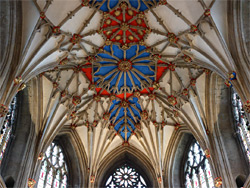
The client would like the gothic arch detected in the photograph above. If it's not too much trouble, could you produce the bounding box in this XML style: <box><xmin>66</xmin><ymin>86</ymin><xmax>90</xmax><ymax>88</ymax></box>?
<box><xmin>95</xmin><ymin>146</ymin><xmax>157</xmax><ymax>188</ymax></box>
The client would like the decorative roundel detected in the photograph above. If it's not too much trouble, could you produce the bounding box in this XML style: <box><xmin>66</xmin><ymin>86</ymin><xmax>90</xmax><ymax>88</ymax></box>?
<box><xmin>94</xmin><ymin>44</ymin><xmax>155</xmax><ymax>94</ymax></box>
<box><xmin>91</xmin><ymin>0</ymin><xmax>159</xmax><ymax>12</ymax></box>
<box><xmin>109</xmin><ymin>97</ymin><xmax>142</xmax><ymax>140</ymax></box>
<box><xmin>101</xmin><ymin>2</ymin><xmax>150</xmax><ymax>48</ymax></box>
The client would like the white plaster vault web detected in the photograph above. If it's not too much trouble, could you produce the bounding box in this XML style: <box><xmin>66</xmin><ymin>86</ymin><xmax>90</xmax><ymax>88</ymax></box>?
<box><xmin>17</xmin><ymin>0</ymin><xmax>233</xmax><ymax>184</ymax></box>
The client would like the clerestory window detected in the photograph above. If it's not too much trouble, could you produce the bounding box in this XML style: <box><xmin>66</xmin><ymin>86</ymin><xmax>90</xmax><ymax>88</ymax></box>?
<box><xmin>37</xmin><ymin>142</ymin><xmax>68</xmax><ymax>188</ymax></box>
<box><xmin>184</xmin><ymin>141</ymin><xmax>214</xmax><ymax>188</ymax></box>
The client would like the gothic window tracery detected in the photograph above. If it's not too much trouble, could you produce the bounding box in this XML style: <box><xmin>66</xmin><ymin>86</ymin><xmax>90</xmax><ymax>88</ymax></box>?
<box><xmin>105</xmin><ymin>164</ymin><xmax>147</xmax><ymax>188</ymax></box>
<box><xmin>232</xmin><ymin>90</ymin><xmax>250</xmax><ymax>162</ymax></box>
<box><xmin>37</xmin><ymin>142</ymin><xmax>68</xmax><ymax>188</ymax></box>
<box><xmin>0</xmin><ymin>96</ymin><xmax>17</xmax><ymax>164</ymax></box>
<box><xmin>184</xmin><ymin>141</ymin><xmax>214</xmax><ymax>188</ymax></box>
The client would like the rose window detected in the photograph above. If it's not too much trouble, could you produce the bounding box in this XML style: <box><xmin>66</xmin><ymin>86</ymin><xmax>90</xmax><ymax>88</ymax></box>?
<box><xmin>105</xmin><ymin>164</ymin><xmax>147</xmax><ymax>188</ymax></box>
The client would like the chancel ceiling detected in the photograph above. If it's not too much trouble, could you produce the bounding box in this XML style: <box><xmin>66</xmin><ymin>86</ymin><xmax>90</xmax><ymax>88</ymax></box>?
<box><xmin>15</xmin><ymin>0</ymin><xmax>237</xmax><ymax>185</ymax></box>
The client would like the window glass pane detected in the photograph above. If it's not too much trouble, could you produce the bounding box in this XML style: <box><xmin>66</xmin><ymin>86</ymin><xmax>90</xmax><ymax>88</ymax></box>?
<box><xmin>184</xmin><ymin>141</ymin><xmax>214</xmax><ymax>188</ymax></box>
<box><xmin>232</xmin><ymin>90</ymin><xmax>250</xmax><ymax>162</ymax></box>
<box><xmin>105</xmin><ymin>164</ymin><xmax>147</xmax><ymax>188</ymax></box>
<box><xmin>0</xmin><ymin>97</ymin><xmax>17</xmax><ymax>165</ymax></box>
<box><xmin>37</xmin><ymin>142</ymin><xmax>68</xmax><ymax>188</ymax></box>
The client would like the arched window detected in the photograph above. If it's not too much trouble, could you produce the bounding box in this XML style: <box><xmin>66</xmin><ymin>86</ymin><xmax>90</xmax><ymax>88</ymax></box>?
<box><xmin>0</xmin><ymin>96</ymin><xmax>17</xmax><ymax>165</ymax></box>
<box><xmin>37</xmin><ymin>142</ymin><xmax>68</xmax><ymax>188</ymax></box>
<box><xmin>232</xmin><ymin>90</ymin><xmax>250</xmax><ymax>162</ymax></box>
<box><xmin>184</xmin><ymin>141</ymin><xmax>214</xmax><ymax>188</ymax></box>
<box><xmin>105</xmin><ymin>164</ymin><xmax>147</xmax><ymax>188</ymax></box>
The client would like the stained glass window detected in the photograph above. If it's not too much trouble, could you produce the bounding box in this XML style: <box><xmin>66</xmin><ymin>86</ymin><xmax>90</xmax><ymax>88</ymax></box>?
<box><xmin>37</xmin><ymin>142</ymin><xmax>68</xmax><ymax>188</ymax></box>
<box><xmin>105</xmin><ymin>164</ymin><xmax>147</xmax><ymax>188</ymax></box>
<box><xmin>184</xmin><ymin>141</ymin><xmax>214</xmax><ymax>188</ymax></box>
<box><xmin>232</xmin><ymin>90</ymin><xmax>250</xmax><ymax>162</ymax></box>
<box><xmin>0</xmin><ymin>96</ymin><xmax>17</xmax><ymax>165</ymax></box>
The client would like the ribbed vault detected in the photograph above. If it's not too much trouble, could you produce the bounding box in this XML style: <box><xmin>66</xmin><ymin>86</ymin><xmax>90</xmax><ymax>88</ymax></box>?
<box><xmin>6</xmin><ymin>0</ymin><xmax>249</xmax><ymax>187</ymax></box>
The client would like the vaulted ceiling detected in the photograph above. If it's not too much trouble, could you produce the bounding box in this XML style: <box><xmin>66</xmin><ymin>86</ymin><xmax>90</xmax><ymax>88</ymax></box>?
<box><xmin>17</xmin><ymin>0</ymin><xmax>238</xmax><ymax>185</ymax></box>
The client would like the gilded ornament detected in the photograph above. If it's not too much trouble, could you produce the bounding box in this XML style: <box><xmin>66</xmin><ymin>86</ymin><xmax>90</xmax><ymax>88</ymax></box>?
<box><xmin>224</xmin><ymin>80</ymin><xmax>232</xmax><ymax>87</ymax></box>
<box><xmin>135</xmin><ymin>123</ymin><xmax>141</xmax><ymax>130</ymax></box>
<box><xmin>128</xmin><ymin>35</ymin><xmax>134</xmax><ymax>41</ymax></box>
<box><xmin>92</xmin><ymin>121</ymin><xmax>98</xmax><ymax>127</ymax></box>
<box><xmin>153</xmin><ymin>82</ymin><xmax>160</xmax><ymax>90</ymax></box>
<box><xmin>190</xmin><ymin>79</ymin><xmax>196</xmax><ymax>86</ymax></box>
<box><xmin>141</xmin><ymin>110</ymin><xmax>148</xmax><ymax>120</ymax></box>
<box><xmin>38</xmin><ymin>153</ymin><xmax>44</xmax><ymax>161</ymax></box>
<box><xmin>89</xmin><ymin>84</ymin><xmax>96</xmax><ymax>90</ymax></box>
<box><xmin>81</xmin><ymin>0</ymin><xmax>89</xmax><ymax>6</ymax></box>
<box><xmin>157</xmin><ymin>176</ymin><xmax>162</xmax><ymax>184</ymax></box>
<box><xmin>122</xmin><ymin>141</ymin><xmax>129</xmax><ymax>147</ymax></box>
<box><xmin>168</xmin><ymin>95</ymin><xmax>177</xmax><ymax>106</ymax></box>
<box><xmin>134</xmin><ymin>91</ymin><xmax>141</xmax><ymax>98</ymax></box>
<box><xmin>244</xmin><ymin>100</ymin><xmax>250</xmax><ymax>113</ymax></box>
<box><xmin>138</xmin><ymin>13</ymin><xmax>144</xmax><ymax>18</ymax></box>
<box><xmin>204</xmin><ymin>9</ymin><xmax>211</xmax><ymax>16</ymax></box>
<box><xmin>182</xmin><ymin>88</ymin><xmax>189</xmax><ymax>96</ymax></box>
<box><xmin>94</xmin><ymin>95</ymin><xmax>101</xmax><ymax>102</ymax></box>
<box><xmin>52</xmin><ymin>26</ymin><xmax>60</xmax><ymax>34</ymax></box>
<box><xmin>0</xmin><ymin>104</ymin><xmax>8</xmax><ymax>117</ymax></box>
<box><xmin>139</xmin><ymin>41</ymin><xmax>145</xmax><ymax>45</ymax></box>
<box><xmin>168</xmin><ymin>63</ymin><xmax>176</xmax><ymax>71</ymax></box>
<box><xmin>59</xmin><ymin>58</ymin><xmax>68</xmax><ymax>65</ymax></box>
<box><xmin>175</xmin><ymin>123</ymin><xmax>181</xmax><ymax>130</ymax></box>
<box><xmin>149</xmin><ymin>93</ymin><xmax>156</xmax><ymax>100</ymax></box>
<box><xmin>70</xmin><ymin>111</ymin><xmax>77</xmax><ymax>119</ymax></box>
<box><xmin>110</xmin><ymin>95</ymin><xmax>116</xmax><ymax>100</ymax></box>
<box><xmin>190</xmin><ymin>25</ymin><xmax>198</xmax><ymax>33</ymax></box>
<box><xmin>114</xmin><ymin>10</ymin><xmax>121</xmax><ymax>16</ymax></box>
<box><xmin>121</xmin><ymin>101</ymin><xmax>129</xmax><ymax>108</ymax></box>
<box><xmin>28</xmin><ymin>178</ymin><xmax>36</xmax><ymax>188</ymax></box>
<box><xmin>159</xmin><ymin>0</ymin><xmax>167</xmax><ymax>5</ymax></box>
<box><xmin>137</xmin><ymin>19</ymin><xmax>142</xmax><ymax>24</ymax></box>
<box><xmin>14</xmin><ymin>76</ymin><xmax>22</xmax><ymax>85</ymax></box>
<box><xmin>204</xmin><ymin>149</ymin><xmax>210</xmax><ymax>158</ymax></box>
<box><xmin>214</xmin><ymin>177</ymin><xmax>222</xmax><ymax>187</ymax></box>
<box><xmin>120</xmin><ymin>2</ymin><xmax>128</xmax><ymax>9</ymax></box>
<box><xmin>167</xmin><ymin>33</ymin><xmax>178</xmax><ymax>43</ymax></box>
<box><xmin>118</xmin><ymin>61</ymin><xmax>132</xmax><ymax>72</ymax></box>
<box><xmin>122</xmin><ymin>44</ymin><xmax>129</xmax><ymax>50</ymax></box>
<box><xmin>228</xmin><ymin>71</ymin><xmax>236</xmax><ymax>80</ymax></box>
<box><xmin>53</xmin><ymin>82</ymin><xmax>59</xmax><ymax>89</ymax></box>
<box><xmin>40</xmin><ymin>12</ymin><xmax>45</xmax><ymax>19</ymax></box>
<box><xmin>105</xmin><ymin>39</ymin><xmax>112</xmax><ymax>45</ymax></box>
<box><xmin>183</xmin><ymin>55</ymin><xmax>192</xmax><ymax>63</ymax></box>
<box><xmin>90</xmin><ymin>175</ymin><xmax>95</xmax><ymax>183</ymax></box>
<box><xmin>106</xmin><ymin>19</ymin><xmax>111</xmax><ymax>25</ymax></box>
<box><xmin>103</xmin><ymin>113</ymin><xmax>110</xmax><ymax>120</ymax></box>
<box><xmin>72</xmin><ymin>96</ymin><xmax>81</xmax><ymax>106</ymax></box>
<box><xmin>61</xmin><ymin>90</ymin><xmax>67</xmax><ymax>97</ymax></box>
<box><xmin>115</xmin><ymin>35</ymin><xmax>122</xmax><ymax>40</ymax></box>
<box><xmin>71</xmin><ymin>123</ymin><xmax>77</xmax><ymax>129</ymax></box>
<box><xmin>128</xmin><ymin>10</ymin><xmax>133</xmax><ymax>16</ymax></box>
<box><xmin>109</xmin><ymin>124</ymin><xmax>114</xmax><ymax>129</ymax></box>
<box><xmin>70</xmin><ymin>34</ymin><xmax>82</xmax><ymax>44</ymax></box>
<box><xmin>103</xmin><ymin>12</ymin><xmax>109</xmax><ymax>19</ymax></box>
<box><xmin>84</xmin><ymin>121</ymin><xmax>89</xmax><ymax>127</ymax></box>
<box><xmin>173</xmin><ymin>110</ymin><xmax>179</xmax><ymax>117</ymax></box>
<box><xmin>121</xmin><ymin>23</ymin><xmax>129</xmax><ymax>31</ymax></box>
<box><xmin>138</xmin><ymin>30</ymin><xmax>144</xmax><ymax>36</ymax></box>
<box><xmin>18</xmin><ymin>83</ymin><xmax>26</xmax><ymax>91</ymax></box>
<box><xmin>106</xmin><ymin>31</ymin><xmax>112</xmax><ymax>35</ymax></box>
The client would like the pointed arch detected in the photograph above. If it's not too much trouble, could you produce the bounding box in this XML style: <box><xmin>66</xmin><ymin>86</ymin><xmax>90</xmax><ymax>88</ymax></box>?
<box><xmin>95</xmin><ymin>146</ymin><xmax>157</xmax><ymax>187</ymax></box>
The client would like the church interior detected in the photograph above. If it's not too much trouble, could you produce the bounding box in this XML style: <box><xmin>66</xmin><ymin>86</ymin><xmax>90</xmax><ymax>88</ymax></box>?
<box><xmin>0</xmin><ymin>0</ymin><xmax>249</xmax><ymax>187</ymax></box>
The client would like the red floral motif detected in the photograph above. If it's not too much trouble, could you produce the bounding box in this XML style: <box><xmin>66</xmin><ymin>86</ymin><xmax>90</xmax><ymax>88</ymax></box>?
<box><xmin>101</xmin><ymin>5</ymin><xmax>149</xmax><ymax>47</ymax></box>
